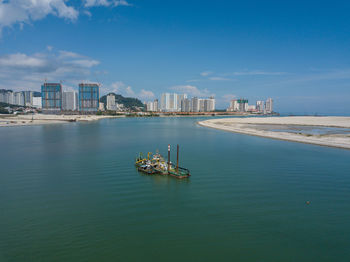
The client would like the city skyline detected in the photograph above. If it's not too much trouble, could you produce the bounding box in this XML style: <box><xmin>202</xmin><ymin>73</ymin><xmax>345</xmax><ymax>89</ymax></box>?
<box><xmin>0</xmin><ymin>1</ymin><xmax>350</xmax><ymax>114</ymax></box>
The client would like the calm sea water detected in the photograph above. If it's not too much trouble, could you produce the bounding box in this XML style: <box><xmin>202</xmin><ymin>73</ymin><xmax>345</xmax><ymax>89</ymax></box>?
<box><xmin>1</xmin><ymin>117</ymin><xmax>350</xmax><ymax>262</ymax></box>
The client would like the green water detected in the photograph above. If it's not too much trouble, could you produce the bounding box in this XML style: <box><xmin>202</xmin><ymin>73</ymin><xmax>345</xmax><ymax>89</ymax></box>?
<box><xmin>1</xmin><ymin>117</ymin><xmax>350</xmax><ymax>261</ymax></box>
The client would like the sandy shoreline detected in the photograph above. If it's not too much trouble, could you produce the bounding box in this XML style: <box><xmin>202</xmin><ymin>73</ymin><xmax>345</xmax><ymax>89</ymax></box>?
<box><xmin>0</xmin><ymin>114</ymin><xmax>124</xmax><ymax>127</ymax></box>
<box><xmin>198</xmin><ymin>116</ymin><xmax>350</xmax><ymax>150</ymax></box>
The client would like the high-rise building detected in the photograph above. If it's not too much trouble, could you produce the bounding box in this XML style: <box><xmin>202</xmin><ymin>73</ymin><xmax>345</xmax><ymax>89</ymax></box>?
<box><xmin>176</xmin><ymin>94</ymin><xmax>187</xmax><ymax>110</ymax></box>
<box><xmin>227</xmin><ymin>98</ymin><xmax>248</xmax><ymax>112</ymax></box>
<box><xmin>0</xmin><ymin>90</ymin><xmax>14</xmax><ymax>104</ymax></box>
<box><xmin>41</xmin><ymin>83</ymin><xmax>62</xmax><ymax>112</ymax></box>
<box><xmin>14</xmin><ymin>92</ymin><xmax>25</xmax><ymax>106</ymax></box>
<box><xmin>0</xmin><ymin>92</ymin><xmax>4</xmax><ymax>104</ymax></box>
<box><xmin>145</xmin><ymin>101</ymin><xmax>154</xmax><ymax>111</ymax></box>
<box><xmin>160</xmin><ymin>93</ymin><xmax>178</xmax><ymax>112</ymax></box>
<box><xmin>256</xmin><ymin>101</ymin><xmax>264</xmax><ymax>112</ymax></box>
<box><xmin>2</xmin><ymin>91</ymin><xmax>14</xmax><ymax>105</ymax></box>
<box><xmin>204</xmin><ymin>97</ymin><xmax>215</xmax><ymax>112</ymax></box>
<box><xmin>99</xmin><ymin>102</ymin><xmax>105</xmax><ymax>111</ymax></box>
<box><xmin>265</xmin><ymin>98</ymin><xmax>273</xmax><ymax>113</ymax></box>
<box><xmin>191</xmin><ymin>97</ymin><xmax>199</xmax><ymax>112</ymax></box>
<box><xmin>32</xmin><ymin>97</ymin><xmax>42</xmax><ymax>109</ymax></box>
<box><xmin>62</xmin><ymin>91</ymin><xmax>78</xmax><ymax>111</ymax></box>
<box><xmin>23</xmin><ymin>91</ymin><xmax>33</xmax><ymax>107</ymax></box>
<box><xmin>181</xmin><ymin>98</ymin><xmax>191</xmax><ymax>112</ymax></box>
<box><xmin>79</xmin><ymin>83</ymin><xmax>99</xmax><ymax>113</ymax></box>
<box><xmin>238</xmin><ymin>99</ymin><xmax>248</xmax><ymax>112</ymax></box>
<box><xmin>198</xmin><ymin>99</ymin><xmax>205</xmax><ymax>112</ymax></box>
<box><xmin>106</xmin><ymin>94</ymin><xmax>116</xmax><ymax>110</ymax></box>
<box><xmin>153</xmin><ymin>99</ymin><xmax>159</xmax><ymax>112</ymax></box>
<box><xmin>145</xmin><ymin>99</ymin><xmax>159</xmax><ymax>112</ymax></box>
<box><xmin>227</xmin><ymin>99</ymin><xmax>238</xmax><ymax>112</ymax></box>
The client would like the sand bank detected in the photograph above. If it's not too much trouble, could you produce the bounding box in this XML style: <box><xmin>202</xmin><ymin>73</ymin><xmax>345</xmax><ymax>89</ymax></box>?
<box><xmin>0</xmin><ymin>114</ymin><xmax>123</xmax><ymax>127</ymax></box>
<box><xmin>198</xmin><ymin>116</ymin><xmax>350</xmax><ymax>149</ymax></box>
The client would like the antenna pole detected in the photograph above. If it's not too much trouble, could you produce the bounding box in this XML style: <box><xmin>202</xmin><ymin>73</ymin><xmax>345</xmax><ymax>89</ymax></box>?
<box><xmin>176</xmin><ymin>144</ymin><xmax>179</xmax><ymax>172</ymax></box>
<box><xmin>168</xmin><ymin>144</ymin><xmax>171</xmax><ymax>172</ymax></box>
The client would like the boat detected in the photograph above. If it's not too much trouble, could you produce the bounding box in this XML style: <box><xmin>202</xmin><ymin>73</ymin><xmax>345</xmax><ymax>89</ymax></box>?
<box><xmin>168</xmin><ymin>165</ymin><xmax>190</xmax><ymax>179</ymax></box>
<box><xmin>137</xmin><ymin>164</ymin><xmax>158</xmax><ymax>175</ymax></box>
<box><xmin>135</xmin><ymin>145</ymin><xmax>190</xmax><ymax>179</ymax></box>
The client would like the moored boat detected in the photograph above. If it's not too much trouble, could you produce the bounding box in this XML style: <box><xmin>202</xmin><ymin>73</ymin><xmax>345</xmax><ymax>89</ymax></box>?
<box><xmin>135</xmin><ymin>145</ymin><xmax>190</xmax><ymax>179</ymax></box>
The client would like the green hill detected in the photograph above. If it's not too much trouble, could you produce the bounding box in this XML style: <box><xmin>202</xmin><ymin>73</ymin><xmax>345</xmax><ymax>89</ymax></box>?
<box><xmin>100</xmin><ymin>93</ymin><xmax>144</xmax><ymax>110</ymax></box>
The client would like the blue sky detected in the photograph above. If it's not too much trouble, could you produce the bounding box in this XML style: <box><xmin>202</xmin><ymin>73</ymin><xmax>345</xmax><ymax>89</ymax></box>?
<box><xmin>0</xmin><ymin>0</ymin><xmax>349</xmax><ymax>114</ymax></box>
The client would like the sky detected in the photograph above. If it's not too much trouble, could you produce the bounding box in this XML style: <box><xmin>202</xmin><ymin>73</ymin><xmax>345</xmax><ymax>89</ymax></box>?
<box><xmin>0</xmin><ymin>0</ymin><xmax>350</xmax><ymax>114</ymax></box>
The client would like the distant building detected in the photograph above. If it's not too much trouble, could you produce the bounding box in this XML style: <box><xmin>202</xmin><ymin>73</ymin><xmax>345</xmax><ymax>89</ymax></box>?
<box><xmin>238</xmin><ymin>99</ymin><xmax>248</xmax><ymax>112</ymax></box>
<box><xmin>265</xmin><ymin>98</ymin><xmax>273</xmax><ymax>113</ymax></box>
<box><xmin>191</xmin><ymin>97</ymin><xmax>199</xmax><ymax>112</ymax></box>
<box><xmin>106</xmin><ymin>94</ymin><xmax>116</xmax><ymax>110</ymax></box>
<box><xmin>32</xmin><ymin>97</ymin><xmax>42</xmax><ymax>109</ymax></box>
<box><xmin>204</xmin><ymin>97</ymin><xmax>215</xmax><ymax>112</ymax></box>
<box><xmin>79</xmin><ymin>83</ymin><xmax>99</xmax><ymax>113</ymax></box>
<box><xmin>181</xmin><ymin>98</ymin><xmax>191</xmax><ymax>112</ymax></box>
<box><xmin>99</xmin><ymin>102</ymin><xmax>105</xmax><ymax>111</ymax></box>
<box><xmin>227</xmin><ymin>98</ymin><xmax>248</xmax><ymax>112</ymax></box>
<box><xmin>145</xmin><ymin>99</ymin><xmax>159</xmax><ymax>112</ymax></box>
<box><xmin>62</xmin><ymin>91</ymin><xmax>78</xmax><ymax>111</ymax></box>
<box><xmin>227</xmin><ymin>99</ymin><xmax>238</xmax><ymax>112</ymax></box>
<box><xmin>160</xmin><ymin>93</ymin><xmax>178</xmax><ymax>112</ymax></box>
<box><xmin>176</xmin><ymin>94</ymin><xmax>187</xmax><ymax>111</ymax></box>
<box><xmin>41</xmin><ymin>83</ymin><xmax>62</xmax><ymax>113</ymax></box>
<box><xmin>247</xmin><ymin>105</ymin><xmax>256</xmax><ymax>112</ymax></box>
<box><xmin>256</xmin><ymin>100</ymin><xmax>264</xmax><ymax>112</ymax></box>
<box><xmin>23</xmin><ymin>91</ymin><xmax>33</xmax><ymax>107</ymax></box>
<box><xmin>14</xmin><ymin>92</ymin><xmax>25</xmax><ymax>106</ymax></box>
<box><xmin>8</xmin><ymin>91</ymin><xmax>14</xmax><ymax>105</ymax></box>
<box><xmin>153</xmin><ymin>99</ymin><xmax>159</xmax><ymax>112</ymax></box>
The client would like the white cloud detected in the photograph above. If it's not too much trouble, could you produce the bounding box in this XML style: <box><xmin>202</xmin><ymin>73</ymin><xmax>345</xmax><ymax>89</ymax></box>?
<box><xmin>227</xmin><ymin>71</ymin><xmax>286</xmax><ymax>76</ymax></box>
<box><xmin>221</xmin><ymin>94</ymin><xmax>236</xmax><ymax>102</ymax></box>
<box><xmin>0</xmin><ymin>0</ymin><xmax>78</xmax><ymax>34</ymax></box>
<box><xmin>139</xmin><ymin>89</ymin><xmax>155</xmax><ymax>100</ymax></box>
<box><xmin>125</xmin><ymin>86</ymin><xmax>135</xmax><ymax>96</ymax></box>
<box><xmin>0</xmin><ymin>0</ymin><xmax>132</xmax><ymax>35</ymax></box>
<box><xmin>200</xmin><ymin>71</ymin><xmax>213</xmax><ymax>77</ymax></box>
<box><xmin>0</xmin><ymin>53</ymin><xmax>48</xmax><ymax>69</ymax></box>
<box><xmin>0</xmin><ymin>48</ymin><xmax>100</xmax><ymax>91</ymax></box>
<box><xmin>110</xmin><ymin>81</ymin><xmax>125</xmax><ymax>93</ymax></box>
<box><xmin>106</xmin><ymin>82</ymin><xmax>154</xmax><ymax>99</ymax></box>
<box><xmin>208</xmin><ymin>76</ymin><xmax>232</xmax><ymax>81</ymax></box>
<box><xmin>171</xmin><ymin>85</ymin><xmax>214</xmax><ymax>97</ymax></box>
<box><xmin>108</xmin><ymin>81</ymin><xmax>134</xmax><ymax>96</ymax></box>
<box><xmin>84</xmin><ymin>0</ymin><xmax>131</xmax><ymax>7</ymax></box>
<box><xmin>69</xmin><ymin>59</ymin><xmax>100</xmax><ymax>68</ymax></box>
<box><xmin>59</xmin><ymin>50</ymin><xmax>83</xmax><ymax>59</ymax></box>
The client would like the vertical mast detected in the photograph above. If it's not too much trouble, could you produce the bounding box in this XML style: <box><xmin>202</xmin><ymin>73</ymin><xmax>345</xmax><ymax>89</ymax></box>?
<box><xmin>176</xmin><ymin>144</ymin><xmax>179</xmax><ymax>172</ymax></box>
<box><xmin>168</xmin><ymin>144</ymin><xmax>171</xmax><ymax>172</ymax></box>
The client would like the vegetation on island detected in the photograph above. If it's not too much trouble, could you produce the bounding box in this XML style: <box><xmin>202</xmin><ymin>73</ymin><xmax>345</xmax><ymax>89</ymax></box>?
<box><xmin>99</xmin><ymin>93</ymin><xmax>144</xmax><ymax>111</ymax></box>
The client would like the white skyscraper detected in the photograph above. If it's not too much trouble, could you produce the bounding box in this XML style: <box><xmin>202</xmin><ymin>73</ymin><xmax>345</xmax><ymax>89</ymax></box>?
<box><xmin>160</xmin><ymin>93</ymin><xmax>178</xmax><ymax>112</ymax></box>
<box><xmin>191</xmin><ymin>97</ymin><xmax>199</xmax><ymax>112</ymax></box>
<box><xmin>204</xmin><ymin>97</ymin><xmax>215</xmax><ymax>112</ymax></box>
<box><xmin>265</xmin><ymin>98</ymin><xmax>273</xmax><ymax>113</ymax></box>
<box><xmin>181</xmin><ymin>98</ymin><xmax>191</xmax><ymax>112</ymax></box>
<box><xmin>23</xmin><ymin>91</ymin><xmax>33</xmax><ymax>107</ymax></box>
<box><xmin>32</xmin><ymin>97</ymin><xmax>42</xmax><ymax>108</ymax></box>
<box><xmin>62</xmin><ymin>91</ymin><xmax>78</xmax><ymax>111</ymax></box>
<box><xmin>14</xmin><ymin>92</ymin><xmax>25</xmax><ymax>106</ymax></box>
<box><xmin>176</xmin><ymin>94</ymin><xmax>187</xmax><ymax>111</ymax></box>
<box><xmin>256</xmin><ymin>101</ymin><xmax>264</xmax><ymax>112</ymax></box>
<box><xmin>106</xmin><ymin>94</ymin><xmax>116</xmax><ymax>110</ymax></box>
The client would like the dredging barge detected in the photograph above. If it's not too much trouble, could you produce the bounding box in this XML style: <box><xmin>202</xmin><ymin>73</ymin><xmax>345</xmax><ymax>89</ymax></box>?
<box><xmin>135</xmin><ymin>145</ymin><xmax>190</xmax><ymax>179</ymax></box>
